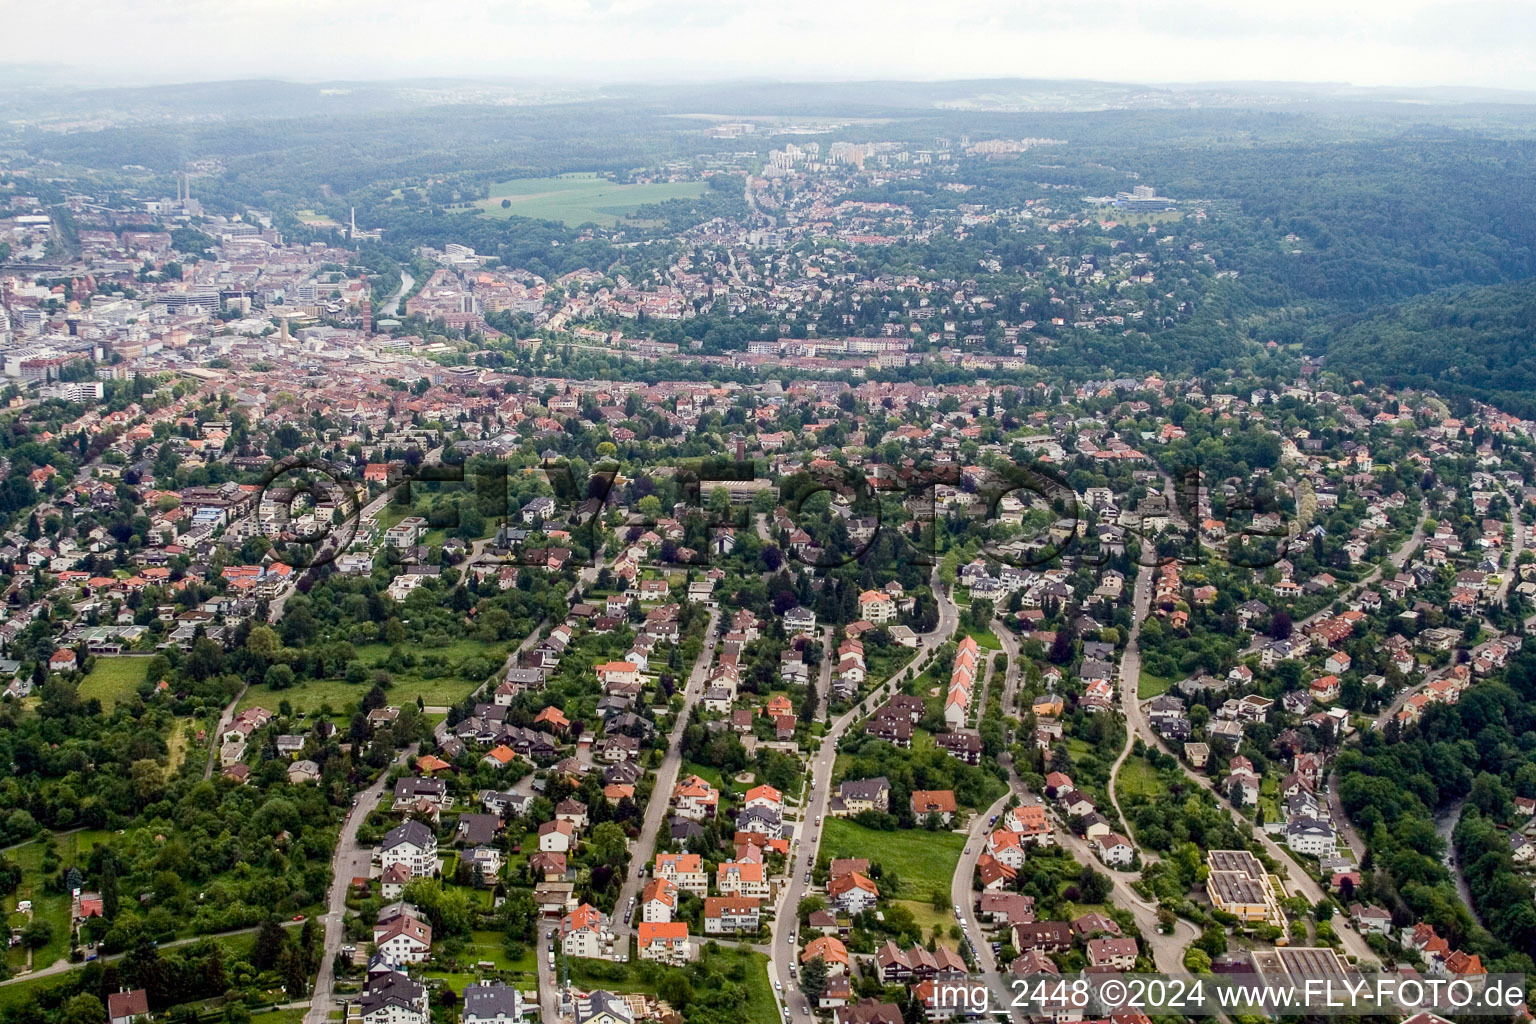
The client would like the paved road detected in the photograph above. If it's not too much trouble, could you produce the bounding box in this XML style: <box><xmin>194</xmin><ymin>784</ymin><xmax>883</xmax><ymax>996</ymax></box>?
<box><xmin>1111</xmin><ymin>523</ymin><xmax>1435</xmax><ymax>967</ymax></box>
<box><xmin>1145</xmin><ymin>516</ymin><xmax>1429</xmax><ymax>714</ymax></box>
<box><xmin>1324</xmin><ymin>771</ymin><xmax>1367</xmax><ymax>862</ymax></box>
<box><xmin>1126</xmin><ymin>712</ymin><xmax>1380</xmax><ymax>966</ymax></box>
<box><xmin>928</xmin><ymin>568</ymin><xmax>960</xmax><ymax>644</ymax></box>
<box><xmin>306</xmin><ymin>742</ymin><xmax>419</xmax><ymax>1024</ymax></box>
<box><xmin>1046</xmin><ymin>809</ymin><xmax>1198</xmax><ymax>973</ymax></box>
<box><xmin>767</xmin><ymin>583</ymin><xmax>959</xmax><ymax>1017</ymax></box>
<box><xmin>951</xmin><ymin>790</ymin><xmax>1016</xmax><ymax>1004</ymax></box>
<box><xmin>1491</xmin><ymin>489</ymin><xmax>1526</xmax><ymax>604</ymax></box>
<box><xmin>1108</xmin><ymin>562</ymin><xmax>1155</xmax><ymax>834</ymax></box>
<box><xmin>987</xmin><ymin>609</ymin><xmax>1199</xmax><ymax>976</ymax></box>
<box><xmin>203</xmin><ymin>683</ymin><xmax>251</xmax><ymax>780</ymax></box>
<box><xmin>1242</xmin><ymin>517</ymin><xmax>1426</xmax><ymax>659</ymax></box>
<box><xmin>1370</xmin><ymin>629</ymin><xmax>1506</xmax><ymax>731</ymax></box>
<box><xmin>609</xmin><ymin>607</ymin><xmax>721</xmax><ymax>940</ymax></box>
<box><xmin>991</xmin><ymin>622</ymin><xmax>1023</xmax><ymax>720</ymax></box>
<box><xmin>0</xmin><ymin>919</ymin><xmax>302</xmax><ymax>988</ymax></box>
<box><xmin>815</xmin><ymin>625</ymin><xmax>834</xmax><ymax>721</ymax></box>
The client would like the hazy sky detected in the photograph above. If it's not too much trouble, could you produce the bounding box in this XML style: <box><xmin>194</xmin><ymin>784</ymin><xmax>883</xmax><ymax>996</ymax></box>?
<box><xmin>19</xmin><ymin>0</ymin><xmax>1536</xmax><ymax>90</ymax></box>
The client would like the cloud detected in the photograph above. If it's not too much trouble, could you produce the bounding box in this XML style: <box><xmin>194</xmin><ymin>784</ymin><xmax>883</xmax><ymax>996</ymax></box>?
<box><xmin>17</xmin><ymin>0</ymin><xmax>1536</xmax><ymax>89</ymax></box>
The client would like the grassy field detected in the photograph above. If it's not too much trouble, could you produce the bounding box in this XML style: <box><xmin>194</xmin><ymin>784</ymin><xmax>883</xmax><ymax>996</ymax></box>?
<box><xmin>568</xmin><ymin>948</ymin><xmax>775</xmax><ymax>1024</ymax></box>
<box><xmin>4</xmin><ymin>830</ymin><xmax>113</xmax><ymax>974</ymax></box>
<box><xmin>475</xmin><ymin>174</ymin><xmax>708</xmax><ymax>227</ymax></box>
<box><xmin>1137</xmin><ymin>667</ymin><xmax>1173</xmax><ymax>699</ymax></box>
<box><xmin>820</xmin><ymin>819</ymin><xmax>965</xmax><ymax>903</ymax></box>
<box><xmin>165</xmin><ymin>719</ymin><xmax>189</xmax><ymax>774</ymax></box>
<box><xmin>0</xmin><ymin>969</ymin><xmax>69</xmax><ymax>1010</ymax></box>
<box><xmin>78</xmin><ymin>656</ymin><xmax>149</xmax><ymax>711</ymax></box>
<box><xmin>423</xmin><ymin>929</ymin><xmax>539</xmax><ymax>995</ymax></box>
<box><xmin>237</xmin><ymin>637</ymin><xmax>510</xmax><ymax>714</ymax></box>
<box><xmin>1115</xmin><ymin>756</ymin><xmax>1167</xmax><ymax>801</ymax></box>
<box><xmin>896</xmin><ymin>899</ymin><xmax>957</xmax><ymax>938</ymax></box>
<box><xmin>965</xmin><ymin>629</ymin><xmax>1002</xmax><ymax>651</ymax></box>
<box><xmin>252</xmin><ymin>1010</ymin><xmax>307</xmax><ymax>1024</ymax></box>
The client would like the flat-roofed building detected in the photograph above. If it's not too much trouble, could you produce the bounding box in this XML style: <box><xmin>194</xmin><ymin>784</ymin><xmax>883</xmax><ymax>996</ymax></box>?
<box><xmin>1205</xmin><ymin>850</ymin><xmax>1284</xmax><ymax>927</ymax></box>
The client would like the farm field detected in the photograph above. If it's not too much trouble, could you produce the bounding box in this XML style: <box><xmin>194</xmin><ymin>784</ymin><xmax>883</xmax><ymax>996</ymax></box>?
<box><xmin>78</xmin><ymin>656</ymin><xmax>149</xmax><ymax>710</ymax></box>
<box><xmin>820</xmin><ymin>818</ymin><xmax>965</xmax><ymax>902</ymax></box>
<box><xmin>475</xmin><ymin>174</ymin><xmax>708</xmax><ymax>227</ymax></box>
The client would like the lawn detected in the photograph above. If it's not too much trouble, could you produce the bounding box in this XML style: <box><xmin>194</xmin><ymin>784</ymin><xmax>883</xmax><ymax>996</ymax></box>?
<box><xmin>1115</xmin><ymin>756</ymin><xmax>1166</xmax><ymax>802</ymax></box>
<box><xmin>423</xmin><ymin>930</ymin><xmax>538</xmax><ymax>995</ymax></box>
<box><xmin>680</xmin><ymin>762</ymin><xmax>727</xmax><ymax>795</ymax></box>
<box><xmin>165</xmin><ymin>719</ymin><xmax>189</xmax><ymax>775</ymax></box>
<box><xmin>0</xmin><ymin>969</ymin><xmax>68</xmax><ymax>1010</ymax></box>
<box><xmin>475</xmin><ymin>174</ymin><xmax>709</xmax><ymax>227</ymax></box>
<box><xmin>1137</xmin><ymin>667</ymin><xmax>1174</xmax><ymax>699</ymax></box>
<box><xmin>252</xmin><ymin>1010</ymin><xmax>307</xmax><ymax>1024</ymax></box>
<box><xmin>238</xmin><ymin>675</ymin><xmax>475</xmax><ymax>716</ymax></box>
<box><xmin>964</xmin><ymin>629</ymin><xmax>1002</xmax><ymax>651</ymax></box>
<box><xmin>820</xmin><ymin>819</ymin><xmax>965</xmax><ymax>903</ymax></box>
<box><xmin>896</xmin><ymin>899</ymin><xmax>957</xmax><ymax>938</ymax></box>
<box><xmin>569</xmin><ymin>948</ymin><xmax>775</xmax><ymax>1024</ymax></box>
<box><xmin>4</xmin><ymin>829</ymin><xmax>113</xmax><ymax>974</ymax></box>
<box><xmin>237</xmin><ymin>637</ymin><xmax>511</xmax><ymax>714</ymax></box>
<box><xmin>78</xmin><ymin>656</ymin><xmax>149</xmax><ymax>711</ymax></box>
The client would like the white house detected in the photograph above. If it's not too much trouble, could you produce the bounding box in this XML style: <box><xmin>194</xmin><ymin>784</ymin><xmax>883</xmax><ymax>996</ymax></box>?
<box><xmin>379</xmin><ymin>821</ymin><xmax>438</xmax><ymax>879</ymax></box>
<box><xmin>374</xmin><ymin>913</ymin><xmax>433</xmax><ymax>963</ymax></box>
<box><xmin>562</xmin><ymin>903</ymin><xmax>607</xmax><ymax>958</ymax></box>
<box><xmin>461</xmin><ymin>982</ymin><xmax>524</xmax><ymax>1024</ymax></box>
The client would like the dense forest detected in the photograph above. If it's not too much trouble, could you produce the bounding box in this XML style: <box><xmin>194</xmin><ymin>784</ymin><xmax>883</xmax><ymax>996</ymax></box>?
<box><xmin>1334</xmin><ymin>650</ymin><xmax>1536</xmax><ymax>972</ymax></box>
<box><xmin>1316</xmin><ymin>279</ymin><xmax>1536</xmax><ymax>417</ymax></box>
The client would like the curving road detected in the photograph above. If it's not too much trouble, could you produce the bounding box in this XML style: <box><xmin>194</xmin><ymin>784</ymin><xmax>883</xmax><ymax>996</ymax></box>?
<box><xmin>1108</xmin><ymin>562</ymin><xmax>1155</xmax><ymax>835</ymax></box>
<box><xmin>306</xmin><ymin>742</ymin><xmax>419</xmax><ymax>1024</ymax></box>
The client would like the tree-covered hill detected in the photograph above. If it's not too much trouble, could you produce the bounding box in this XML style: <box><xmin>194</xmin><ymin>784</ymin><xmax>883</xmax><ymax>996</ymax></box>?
<box><xmin>1317</xmin><ymin>278</ymin><xmax>1536</xmax><ymax>415</ymax></box>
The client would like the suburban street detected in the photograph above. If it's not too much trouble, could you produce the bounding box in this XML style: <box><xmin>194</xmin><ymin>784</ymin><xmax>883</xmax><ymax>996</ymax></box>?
<box><xmin>950</xmin><ymin>789</ymin><xmax>1017</xmax><ymax>1011</ymax></box>
<box><xmin>766</xmin><ymin>580</ymin><xmax>959</xmax><ymax>1017</ymax></box>
<box><xmin>1107</xmin><ymin>561</ymin><xmax>1155</xmax><ymax>833</ymax></box>
<box><xmin>609</xmin><ymin>606</ymin><xmax>722</xmax><ymax>939</ymax></box>
<box><xmin>306</xmin><ymin>743</ymin><xmax>420</xmax><ymax>1024</ymax></box>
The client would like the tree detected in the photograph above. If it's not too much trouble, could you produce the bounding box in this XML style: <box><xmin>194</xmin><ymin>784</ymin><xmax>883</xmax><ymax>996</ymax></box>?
<box><xmin>59</xmin><ymin>994</ymin><xmax>107</xmax><ymax>1024</ymax></box>
<box><xmin>1077</xmin><ymin>866</ymin><xmax>1112</xmax><ymax>903</ymax></box>
<box><xmin>253</xmin><ymin>915</ymin><xmax>289</xmax><ymax>970</ymax></box>
<box><xmin>800</xmin><ymin>954</ymin><xmax>829</xmax><ymax>1003</ymax></box>
<box><xmin>245</xmin><ymin>625</ymin><xmax>283</xmax><ymax>659</ymax></box>
<box><xmin>100</xmin><ymin>855</ymin><xmax>120</xmax><ymax>920</ymax></box>
<box><xmin>122</xmin><ymin>934</ymin><xmax>169</xmax><ymax>1001</ymax></box>
<box><xmin>131</xmin><ymin>760</ymin><xmax>165</xmax><ymax>805</ymax></box>
<box><xmin>20</xmin><ymin>919</ymin><xmax>53</xmax><ymax>949</ymax></box>
<box><xmin>658</xmin><ymin>971</ymin><xmax>693</xmax><ymax>1008</ymax></box>
<box><xmin>281</xmin><ymin>944</ymin><xmax>309</xmax><ymax>998</ymax></box>
<box><xmin>589</xmin><ymin>822</ymin><xmax>628</xmax><ymax>866</ymax></box>
<box><xmin>1194</xmin><ymin>925</ymin><xmax>1227</xmax><ymax>957</ymax></box>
